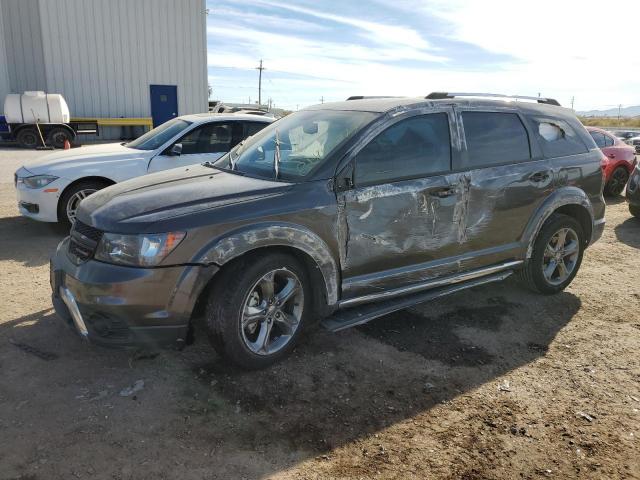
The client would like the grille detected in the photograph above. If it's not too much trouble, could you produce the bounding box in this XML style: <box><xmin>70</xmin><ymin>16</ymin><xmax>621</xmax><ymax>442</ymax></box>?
<box><xmin>69</xmin><ymin>239</ymin><xmax>93</xmax><ymax>262</ymax></box>
<box><xmin>73</xmin><ymin>221</ymin><xmax>103</xmax><ymax>242</ymax></box>
<box><xmin>68</xmin><ymin>221</ymin><xmax>103</xmax><ymax>263</ymax></box>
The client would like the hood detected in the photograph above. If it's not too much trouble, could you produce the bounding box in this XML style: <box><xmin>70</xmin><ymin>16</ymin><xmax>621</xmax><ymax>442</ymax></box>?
<box><xmin>23</xmin><ymin>143</ymin><xmax>149</xmax><ymax>174</ymax></box>
<box><xmin>77</xmin><ymin>165</ymin><xmax>292</xmax><ymax>233</ymax></box>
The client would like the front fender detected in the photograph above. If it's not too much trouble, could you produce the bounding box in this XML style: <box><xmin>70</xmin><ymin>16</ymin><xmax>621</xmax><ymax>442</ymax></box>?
<box><xmin>197</xmin><ymin>222</ymin><xmax>340</xmax><ymax>306</ymax></box>
<box><xmin>522</xmin><ymin>186</ymin><xmax>595</xmax><ymax>258</ymax></box>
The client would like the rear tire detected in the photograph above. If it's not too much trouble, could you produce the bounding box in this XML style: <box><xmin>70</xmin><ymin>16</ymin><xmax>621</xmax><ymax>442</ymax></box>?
<box><xmin>57</xmin><ymin>180</ymin><xmax>109</xmax><ymax>227</ymax></box>
<box><xmin>630</xmin><ymin>205</ymin><xmax>640</xmax><ymax>218</ymax></box>
<box><xmin>518</xmin><ymin>214</ymin><xmax>585</xmax><ymax>294</ymax></box>
<box><xmin>47</xmin><ymin>127</ymin><xmax>74</xmax><ymax>149</ymax></box>
<box><xmin>205</xmin><ymin>253</ymin><xmax>313</xmax><ymax>370</ymax></box>
<box><xmin>604</xmin><ymin>166</ymin><xmax>629</xmax><ymax>196</ymax></box>
<box><xmin>16</xmin><ymin>128</ymin><xmax>39</xmax><ymax>149</ymax></box>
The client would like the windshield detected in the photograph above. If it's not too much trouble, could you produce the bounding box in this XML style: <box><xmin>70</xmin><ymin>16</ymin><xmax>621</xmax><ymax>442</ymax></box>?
<box><xmin>214</xmin><ymin>110</ymin><xmax>376</xmax><ymax>181</ymax></box>
<box><xmin>126</xmin><ymin>119</ymin><xmax>192</xmax><ymax>150</ymax></box>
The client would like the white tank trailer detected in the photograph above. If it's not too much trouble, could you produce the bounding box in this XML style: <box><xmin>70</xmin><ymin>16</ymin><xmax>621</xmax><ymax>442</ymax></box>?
<box><xmin>1</xmin><ymin>92</ymin><xmax>97</xmax><ymax>148</ymax></box>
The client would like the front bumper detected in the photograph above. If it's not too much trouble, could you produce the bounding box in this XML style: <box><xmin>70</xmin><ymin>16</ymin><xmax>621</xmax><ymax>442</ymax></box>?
<box><xmin>15</xmin><ymin>173</ymin><xmax>67</xmax><ymax>222</ymax></box>
<box><xmin>50</xmin><ymin>237</ymin><xmax>219</xmax><ymax>347</ymax></box>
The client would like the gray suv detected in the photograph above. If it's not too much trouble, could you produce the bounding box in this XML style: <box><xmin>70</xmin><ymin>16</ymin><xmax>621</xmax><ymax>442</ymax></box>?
<box><xmin>50</xmin><ymin>93</ymin><xmax>605</xmax><ymax>369</ymax></box>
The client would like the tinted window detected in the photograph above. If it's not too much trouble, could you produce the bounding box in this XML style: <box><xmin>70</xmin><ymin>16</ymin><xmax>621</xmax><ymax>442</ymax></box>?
<box><xmin>603</xmin><ymin>134</ymin><xmax>614</xmax><ymax>147</ymax></box>
<box><xmin>461</xmin><ymin>112</ymin><xmax>530</xmax><ymax>168</ymax></box>
<box><xmin>528</xmin><ymin>117</ymin><xmax>588</xmax><ymax>158</ymax></box>
<box><xmin>245</xmin><ymin>122</ymin><xmax>269</xmax><ymax>137</ymax></box>
<box><xmin>179</xmin><ymin>122</ymin><xmax>235</xmax><ymax>154</ymax></box>
<box><xmin>126</xmin><ymin>119</ymin><xmax>191</xmax><ymax>151</ymax></box>
<box><xmin>355</xmin><ymin>114</ymin><xmax>451</xmax><ymax>185</ymax></box>
<box><xmin>589</xmin><ymin>131</ymin><xmax>607</xmax><ymax>148</ymax></box>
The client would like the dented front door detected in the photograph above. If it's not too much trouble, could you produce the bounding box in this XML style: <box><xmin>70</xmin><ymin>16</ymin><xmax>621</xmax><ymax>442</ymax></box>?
<box><xmin>337</xmin><ymin>110</ymin><xmax>470</xmax><ymax>299</ymax></box>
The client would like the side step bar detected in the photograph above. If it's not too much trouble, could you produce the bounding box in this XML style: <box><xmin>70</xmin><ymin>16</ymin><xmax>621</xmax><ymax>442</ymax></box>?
<box><xmin>322</xmin><ymin>270</ymin><xmax>514</xmax><ymax>332</ymax></box>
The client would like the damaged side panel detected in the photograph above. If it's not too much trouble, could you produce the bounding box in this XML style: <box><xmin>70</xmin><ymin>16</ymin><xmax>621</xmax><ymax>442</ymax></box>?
<box><xmin>339</xmin><ymin>158</ymin><xmax>556</xmax><ymax>299</ymax></box>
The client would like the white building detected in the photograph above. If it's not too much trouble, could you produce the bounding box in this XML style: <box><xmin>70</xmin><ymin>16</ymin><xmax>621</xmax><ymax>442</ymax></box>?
<box><xmin>0</xmin><ymin>0</ymin><xmax>208</xmax><ymax>137</ymax></box>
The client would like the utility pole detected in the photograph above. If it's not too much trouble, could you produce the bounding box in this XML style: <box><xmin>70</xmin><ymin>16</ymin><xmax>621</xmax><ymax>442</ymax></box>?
<box><xmin>320</xmin><ymin>96</ymin><xmax>324</xmax><ymax>104</ymax></box>
<box><xmin>618</xmin><ymin>104</ymin><xmax>622</xmax><ymax>122</ymax></box>
<box><xmin>256</xmin><ymin>59</ymin><xmax>265</xmax><ymax>107</ymax></box>
<box><xmin>570</xmin><ymin>96</ymin><xmax>575</xmax><ymax>110</ymax></box>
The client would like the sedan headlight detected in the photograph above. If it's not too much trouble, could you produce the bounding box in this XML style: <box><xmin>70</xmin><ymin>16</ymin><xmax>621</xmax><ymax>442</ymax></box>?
<box><xmin>95</xmin><ymin>232</ymin><xmax>185</xmax><ymax>267</ymax></box>
<box><xmin>20</xmin><ymin>175</ymin><xmax>59</xmax><ymax>189</ymax></box>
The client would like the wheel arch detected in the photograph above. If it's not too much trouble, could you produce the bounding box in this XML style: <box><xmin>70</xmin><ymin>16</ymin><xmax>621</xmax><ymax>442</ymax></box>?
<box><xmin>196</xmin><ymin>223</ymin><xmax>340</xmax><ymax>308</ymax></box>
<box><xmin>523</xmin><ymin>187</ymin><xmax>595</xmax><ymax>257</ymax></box>
<box><xmin>57</xmin><ymin>176</ymin><xmax>116</xmax><ymax>218</ymax></box>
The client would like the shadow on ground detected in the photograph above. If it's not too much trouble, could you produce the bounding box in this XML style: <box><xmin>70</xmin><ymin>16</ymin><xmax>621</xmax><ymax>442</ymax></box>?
<box><xmin>614</xmin><ymin>216</ymin><xmax>640</xmax><ymax>249</ymax></box>
<box><xmin>605</xmin><ymin>195</ymin><xmax>626</xmax><ymax>206</ymax></box>
<box><xmin>0</xmin><ymin>216</ymin><xmax>67</xmax><ymax>267</ymax></box>
<box><xmin>0</xmin><ymin>275</ymin><xmax>581</xmax><ymax>478</ymax></box>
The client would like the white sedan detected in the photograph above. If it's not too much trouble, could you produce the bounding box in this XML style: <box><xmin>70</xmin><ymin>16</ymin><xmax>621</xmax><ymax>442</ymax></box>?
<box><xmin>14</xmin><ymin>113</ymin><xmax>273</xmax><ymax>225</ymax></box>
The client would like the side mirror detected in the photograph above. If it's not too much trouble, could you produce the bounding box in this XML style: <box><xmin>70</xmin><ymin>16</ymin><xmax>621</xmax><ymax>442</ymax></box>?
<box><xmin>170</xmin><ymin>143</ymin><xmax>182</xmax><ymax>156</ymax></box>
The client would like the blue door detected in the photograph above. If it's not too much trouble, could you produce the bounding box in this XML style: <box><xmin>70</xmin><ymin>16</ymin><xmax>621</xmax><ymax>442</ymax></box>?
<box><xmin>150</xmin><ymin>85</ymin><xmax>178</xmax><ymax>127</ymax></box>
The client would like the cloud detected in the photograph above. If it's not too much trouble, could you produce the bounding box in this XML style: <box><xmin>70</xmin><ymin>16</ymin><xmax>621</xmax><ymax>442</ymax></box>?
<box><xmin>207</xmin><ymin>0</ymin><xmax>640</xmax><ymax>110</ymax></box>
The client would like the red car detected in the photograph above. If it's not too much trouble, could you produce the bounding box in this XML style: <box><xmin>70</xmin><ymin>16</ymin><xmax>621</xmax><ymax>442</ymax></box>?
<box><xmin>587</xmin><ymin>126</ymin><xmax>637</xmax><ymax>195</ymax></box>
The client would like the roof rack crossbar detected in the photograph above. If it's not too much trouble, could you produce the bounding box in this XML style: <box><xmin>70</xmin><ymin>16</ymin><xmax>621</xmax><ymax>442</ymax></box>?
<box><xmin>346</xmin><ymin>95</ymin><xmax>403</xmax><ymax>101</ymax></box>
<box><xmin>425</xmin><ymin>92</ymin><xmax>561</xmax><ymax>106</ymax></box>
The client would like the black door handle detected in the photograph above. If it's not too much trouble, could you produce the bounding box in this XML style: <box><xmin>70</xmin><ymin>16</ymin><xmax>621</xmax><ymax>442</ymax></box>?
<box><xmin>529</xmin><ymin>171</ymin><xmax>550</xmax><ymax>182</ymax></box>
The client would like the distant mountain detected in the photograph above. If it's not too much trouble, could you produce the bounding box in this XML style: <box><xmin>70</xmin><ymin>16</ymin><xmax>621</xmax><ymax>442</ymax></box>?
<box><xmin>578</xmin><ymin>105</ymin><xmax>640</xmax><ymax>117</ymax></box>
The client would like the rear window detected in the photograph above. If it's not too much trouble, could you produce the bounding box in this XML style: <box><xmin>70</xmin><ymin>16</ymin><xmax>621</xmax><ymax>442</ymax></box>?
<box><xmin>461</xmin><ymin>112</ymin><xmax>530</xmax><ymax>168</ymax></box>
<box><xmin>528</xmin><ymin>117</ymin><xmax>589</xmax><ymax>158</ymax></box>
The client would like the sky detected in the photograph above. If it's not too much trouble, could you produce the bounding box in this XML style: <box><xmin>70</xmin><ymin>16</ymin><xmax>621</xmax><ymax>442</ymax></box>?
<box><xmin>206</xmin><ymin>0</ymin><xmax>640</xmax><ymax>112</ymax></box>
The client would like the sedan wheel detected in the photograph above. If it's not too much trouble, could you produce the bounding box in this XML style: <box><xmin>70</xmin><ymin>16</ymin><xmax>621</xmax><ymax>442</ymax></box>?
<box><xmin>605</xmin><ymin>167</ymin><xmax>629</xmax><ymax>196</ymax></box>
<box><xmin>66</xmin><ymin>188</ymin><xmax>97</xmax><ymax>224</ymax></box>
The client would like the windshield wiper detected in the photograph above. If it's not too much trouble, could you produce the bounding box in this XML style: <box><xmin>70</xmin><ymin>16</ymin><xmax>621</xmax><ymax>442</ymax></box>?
<box><xmin>274</xmin><ymin>129</ymin><xmax>281</xmax><ymax>179</ymax></box>
<box><xmin>202</xmin><ymin>161</ymin><xmax>217</xmax><ymax>169</ymax></box>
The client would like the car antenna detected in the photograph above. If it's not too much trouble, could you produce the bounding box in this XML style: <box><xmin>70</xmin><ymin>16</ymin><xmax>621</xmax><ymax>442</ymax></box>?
<box><xmin>274</xmin><ymin>129</ymin><xmax>281</xmax><ymax>179</ymax></box>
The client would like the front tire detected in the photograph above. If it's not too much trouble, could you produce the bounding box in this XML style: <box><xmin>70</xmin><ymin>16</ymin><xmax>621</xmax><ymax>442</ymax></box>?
<box><xmin>604</xmin><ymin>166</ymin><xmax>629</xmax><ymax>196</ymax></box>
<box><xmin>57</xmin><ymin>180</ymin><xmax>108</xmax><ymax>227</ymax></box>
<box><xmin>518</xmin><ymin>214</ymin><xmax>585</xmax><ymax>294</ymax></box>
<box><xmin>205</xmin><ymin>253</ymin><xmax>313</xmax><ymax>369</ymax></box>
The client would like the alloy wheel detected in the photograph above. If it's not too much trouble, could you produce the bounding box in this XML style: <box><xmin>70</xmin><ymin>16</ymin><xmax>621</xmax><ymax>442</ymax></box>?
<box><xmin>240</xmin><ymin>268</ymin><xmax>304</xmax><ymax>355</ymax></box>
<box><xmin>609</xmin><ymin>169</ymin><xmax>628</xmax><ymax>195</ymax></box>
<box><xmin>542</xmin><ymin>227</ymin><xmax>580</xmax><ymax>286</ymax></box>
<box><xmin>66</xmin><ymin>189</ymin><xmax>97</xmax><ymax>224</ymax></box>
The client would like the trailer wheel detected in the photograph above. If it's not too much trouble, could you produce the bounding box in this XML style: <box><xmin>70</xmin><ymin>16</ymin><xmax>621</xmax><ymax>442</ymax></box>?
<box><xmin>47</xmin><ymin>127</ymin><xmax>73</xmax><ymax>149</ymax></box>
<box><xmin>16</xmin><ymin>128</ymin><xmax>39</xmax><ymax>149</ymax></box>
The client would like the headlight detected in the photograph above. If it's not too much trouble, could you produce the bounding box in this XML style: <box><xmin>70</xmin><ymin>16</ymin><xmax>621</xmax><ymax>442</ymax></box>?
<box><xmin>95</xmin><ymin>232</ymin><xmax>185</xmax><ymax>267</ymax></box>
<box><xmin>20</xmin><ymin>175</ymin><xmax>59</xmax><ymax>189</ymax></box>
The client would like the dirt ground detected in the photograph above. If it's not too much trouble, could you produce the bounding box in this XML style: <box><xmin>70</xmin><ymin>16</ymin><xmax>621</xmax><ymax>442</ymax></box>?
<box><xmin>0</xmin><ymin>147</ymin><xmax>638</xmax><ymax>480</ymax></box>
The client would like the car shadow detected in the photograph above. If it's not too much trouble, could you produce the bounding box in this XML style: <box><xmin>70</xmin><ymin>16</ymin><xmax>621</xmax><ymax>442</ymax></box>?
<box><xmin>604</xmin><ymin>195</ymin><xmax>626</xmax><ymax>206</ymax></box>
<box><xmin>614</xmin><ymin>216</ymin><xmax>640</xmax><ymax>249</ymax></box>
<box><xmin>1</xmin><ymin>279</ymin><xmax>581</xmax><ymax>478</ymax></box>
<box><xmin>0</xmin><ymin>215</ymin><xmax>68</xmax><ymax>267</ymax></box>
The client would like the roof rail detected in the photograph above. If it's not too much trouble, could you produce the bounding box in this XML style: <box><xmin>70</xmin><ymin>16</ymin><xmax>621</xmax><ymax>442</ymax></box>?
<box><xmin>425</xmin><ymin>92</ymin><xmax>561</xmax><ymax>107</ymax></box>
<box><xmin>346</xmin><ymin>95</ymin><xmax>402</xmax><ymax>101</ymax></box>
